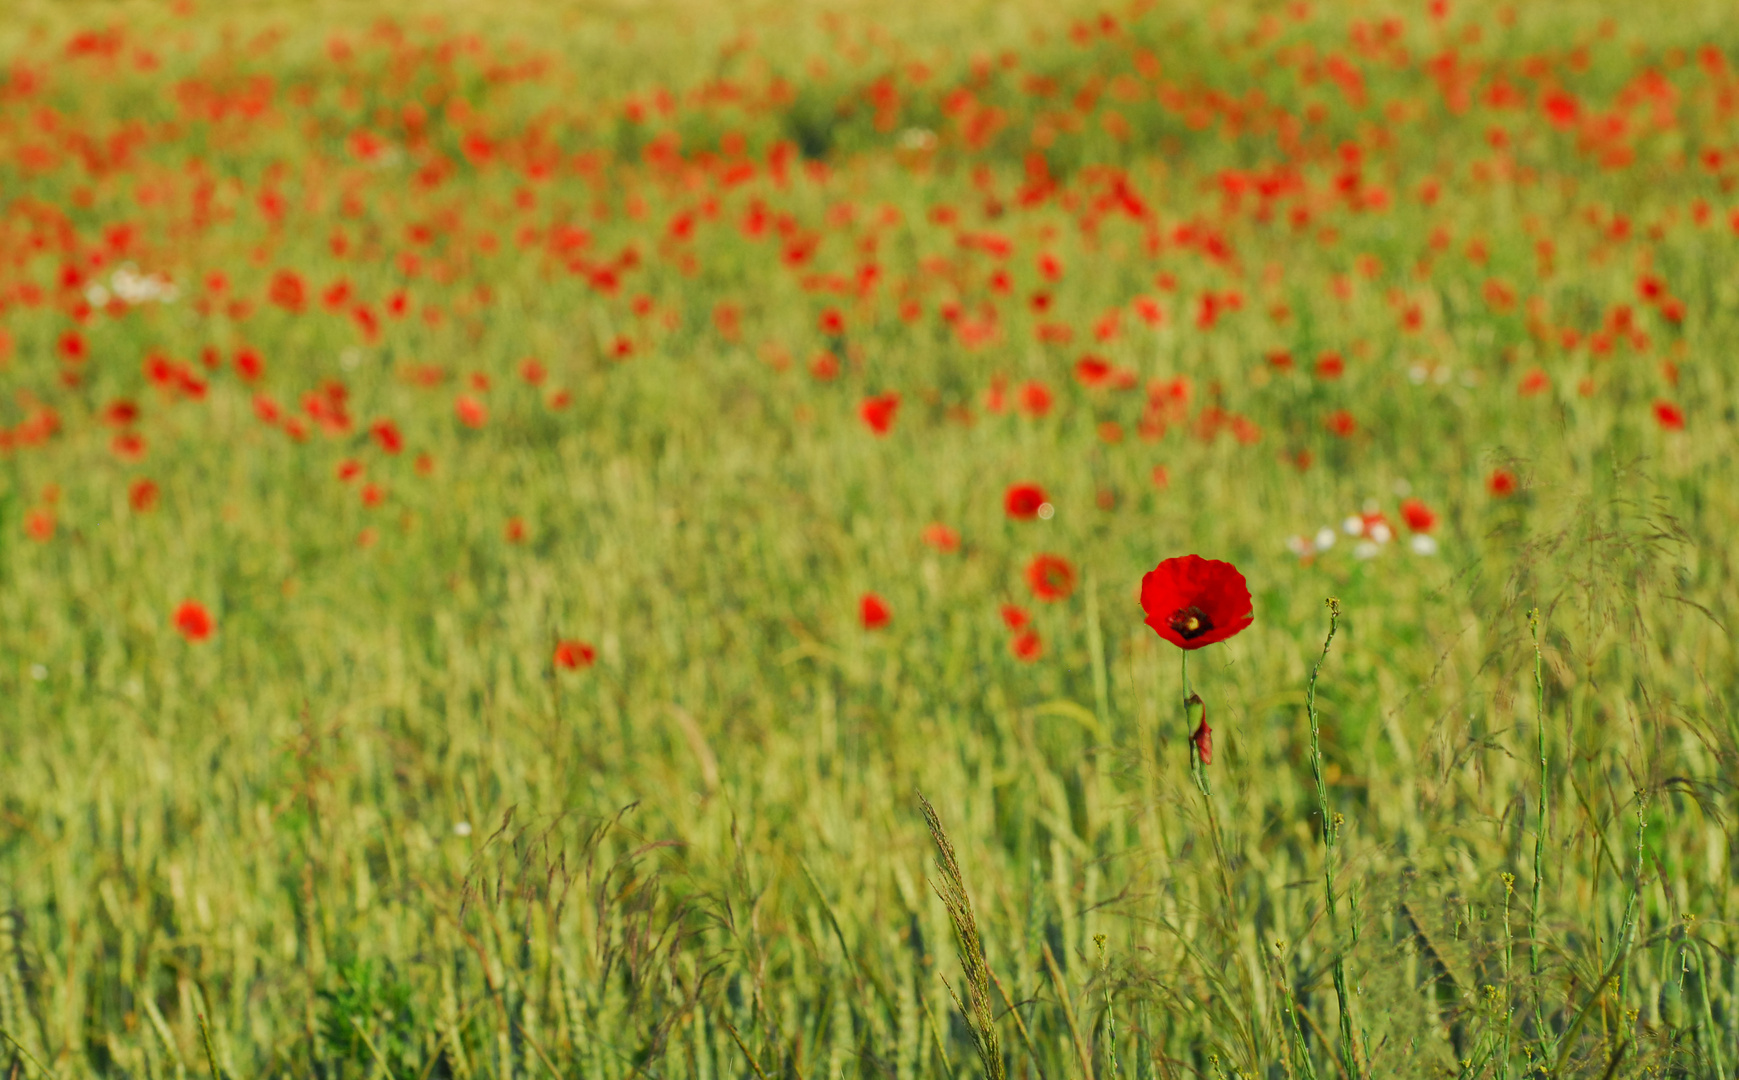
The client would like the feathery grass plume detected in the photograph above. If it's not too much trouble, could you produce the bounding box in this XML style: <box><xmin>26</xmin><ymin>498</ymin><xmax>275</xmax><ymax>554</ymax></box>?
<box><xmin>1305</xmin><ymin>597</ymin><xmax>1361</xmax><ymax>1080</ymax></box>
<box><xmin>918</xmin><ymin>793</ymin><xmax>1006</xmax><ymax>1080</ymax></box>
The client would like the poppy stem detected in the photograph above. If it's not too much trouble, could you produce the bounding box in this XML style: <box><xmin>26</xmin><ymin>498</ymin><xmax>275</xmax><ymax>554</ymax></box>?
<box><xmin>1180</xmin><ymin>652</ymin><xmax>1235</xmax><ymax>906</ymax></box>
<box><xmin>1180</xmin><ymin>649</ymin><xmax>1192</xmax><ymax>768</ymax></box>
<box><xmin>1178</xmin><ymin>643</ymin><xmax>1248</xmax><ymax>1068</ymax></box>
<box><xmin>1306</xmin><ymin>598</ymin><xmax>1361</xmax><ymax>1080</ymax></box>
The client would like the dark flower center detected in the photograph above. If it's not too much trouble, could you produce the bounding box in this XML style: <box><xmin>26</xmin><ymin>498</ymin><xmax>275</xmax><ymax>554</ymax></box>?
<box><xmin>1167</xmin><ymin>605</ymin><xmax>1214</xmax><ymax>640</ymax></box>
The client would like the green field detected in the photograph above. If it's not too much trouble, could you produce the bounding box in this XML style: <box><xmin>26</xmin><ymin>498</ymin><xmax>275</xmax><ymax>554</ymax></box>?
<box><xmin>1</xmin><ymin>0</ymin><xmax>1737</xmax><ymax>1077</ymax></box>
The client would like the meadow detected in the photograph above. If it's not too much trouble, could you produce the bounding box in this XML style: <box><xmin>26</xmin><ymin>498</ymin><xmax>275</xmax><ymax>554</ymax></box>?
<box><xmin>1</xmin><ymin>0</ymin><xmax>1736</xmax><ymax>1076</ymax></box>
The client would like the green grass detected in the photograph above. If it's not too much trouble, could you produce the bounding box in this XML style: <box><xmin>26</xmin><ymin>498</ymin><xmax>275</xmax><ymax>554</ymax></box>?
<box><xmin>1</xmin><ymin>0</ymin><xmax>1736</xmax><ymax>1077</ymax></box>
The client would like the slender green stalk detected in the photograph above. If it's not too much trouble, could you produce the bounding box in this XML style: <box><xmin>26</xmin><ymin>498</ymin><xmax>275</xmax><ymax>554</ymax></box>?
<box><xmin>1614</xmin><ymin>797</ymin><xmax>1647</xmax><ymax>1009</ymax></box>
<box><xmin>1178</xmin><ymin>652</ymin><xmax>1229</xmax><ymax>898</ymax></box>
<box><xmin>1272</xmin><ymin>940</ymin><xmax>1321</xmax><ymax>1080</ymax></box>
<box><xmin>1178</xmin><ymin>650</ymin><xmax>1260</xmax><ymax>1075</ymax></box>
<box><xmin>1554</xmin><ymin>796</ymin><xmax>1648</xmax><ymax>1077</ymax></box>
<box><xmin>1689</xmin><ymin>939</ymin><xmax>1727</xmax><ymax>1079</ymax></box>
<box><xmin>1528</xmin><ymin>609</ymin><xmax>1551</xmax><ymax>1065</ymax></box>
<box><xmin>1305</xmin><ymin>598</ymin><xmax>1360</xmax><ymax>1080</ymax></box>
<box><xmin>1097</xmin><ymin>934</ymin><xmax>1120</xmax><ymax>1080</ymax></box>
<box><xmin>1181</xmin><ymin>649</ymin><xmax>1195</xmax><ymax>776</ymax></box>
<box><xmin>199</xmin><ymin>1014</ymin><xmax>228</xmax><ymax>1080</ymax></box>
<box><xmin>0</xmin><ymin>1027</ymin><xmax>59</xmax><ymax>1080</ymax></box>
<box><xmin>1500</xmin><ymin>875</ymin><xmax>1515</xmax><ymax>1080</ymax></box>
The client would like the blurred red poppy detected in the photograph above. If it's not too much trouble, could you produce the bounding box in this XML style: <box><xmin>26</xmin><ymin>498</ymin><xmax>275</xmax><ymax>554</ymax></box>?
<box><xmin>129</xmin><ymin>479</ymin><xmax>159</xmax><ymax>512</ymax></box>
<box><xmin>1488</xmin><ymin>468</ymin><xmax>1518</xmax><ymax>497</ymax></box>
<box><xmin>1010</xmin><ymin>630</ymin><xmax>1042</xmax><ymax>661</ymax></box>
<box><xmin>370</xmin><ymin>420</ymin><xmax>403</xmax><ymax>455</ymax></box>
<box><xmin>1026</xmin><ymin>554</ymin><xmax>1076</xmax><ymax>602</ymax></box>
<box><xmin>234</xmin><ymin>348</ymin><xmax>265</xmax><ymax>382</ymax></box>
<box><xmin>1653</xmin><ymin>401</ymin><xmax>1685</xmax><ymax>431</ymax></box>
<box><xmin>860</xmin><ymin>593</ymin><xmax>891</xmax><ymax>629</ymax></box>
<box><xmin>1004</xmin><ymin>483</ymin><xmax>1046</xmax><ymax>519</ymax></box>
<box><xmin>553</xmin><ymin>640</ymin><xmax>596</xmax><ymax>669</ymax></box>
<box><xmin>24</xmin><ymin>508</ymin><xmax>54</xmax><ymax>543</ymax></box>
<box><xmin>921</xmin><ymin>523</ymin><xmax>960</xmax><ymax>553</ymax></box>
<box><xmin>103</xmin><ymin>400</ymin><xmax>139</xmax><ymax>426</ymax></box>
<box><xmin>1400</xmin><ymin>498</ymin><xmax>1437</xmax><ymax>533</ymax></box>
<box><xmin>174</xmin><ymin>600</ymin><xmax>214</xmax><ymax>643</ymax></box>
<box><xmin>268</xmin><ymin>270</ymin><xmax>306</xmax><ymax>312</ymax></box>
<box><xmin>1000</xmin><ymin>604</ymin><xmax>1030</xmax><ymax>630</ymax></box>
<box><xmin>455</xmin><ymin>395</ymin><xmax>487</xmax><ymax>428</ymax></box>
<box><xmin>859</xmin><ymin>393</ymin><xmax>900</xmax><ymax>435</ymax></box>
<box><xmin>1140</xmin><ymin>555</ymin><xmax>1252</xmax><ymax>650</ymax></box>
<box><xmin>1017</xmin><ymin>381</ymin><xmax>1053</xmax><ymax>418</ymax></box>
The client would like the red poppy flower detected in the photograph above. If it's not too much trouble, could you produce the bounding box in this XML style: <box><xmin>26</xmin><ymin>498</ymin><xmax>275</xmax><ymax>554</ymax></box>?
<box><xmin>455</xmin><ymin>395</ymin><xmax>487</xmax><ymax>428</ymax></box>
<box><xmin>1399</xmin><ymin>498</ymin><xmax>1437</xmax><ymax>533</ymax></box>
<box><xmin>1074</xmin><ymin>355</ymin><xmax>1113</xmax><ymax>387</ymax></box>
<box><xmin>1018</xmin><ymin>381</ymin><xmax>1053</xmax><ymax>418</ymax></box>
<box><xmin>1026</xmin><ymin>554</ymin><xmax>1076</xmax><ymax>602</ymax></box>
<box><xmin>553</xmin><ymin>640</ymin><xmax>596</xmax><ymax>670</ymax></box>
<box><xmin>1010</xmin><ymin>630</ymin><xmax>1043</xmax><ymax>662</ymax></box>
<box><xmin>23</xmin><ymin>508</ymin><xmax>54</xmax><ymax>543</ymax></box>
<box><xmin>234</xmin><ymin>347</ymin><xmax>265</xmax><ymax>382</ymax></box>
<box><xmin>103</xmin><ymin>400</ymin><xmax>140</xmax><ymax>426</ymax></box>
<box><xmin>1004</xmin><ymin>483</ymin><xmax>1047</xmax><ymax>520</ymax></box>
<box><xmin>860</xmin><ymin>593</ymin><xmax>891</xmax><ymax>630</ymax></box>
<box><xmin>1324</xmin><ymin>409</ymin><xmax>1357</xmax><ymax>438</ymax></box>
<box><xmin>268</xmin><ymin>270</ymin><xmax>306</xmax><ymax>312</ymax></box>
<box><xmin>1653</xmin><ymin>400</ymin><xmax>1685</xmax><ymax>431</ymax></box>
<box><xmin>505</xmin><ymin>517</ymin><xmax>526</xmax><ymax>543</ymax></box>
<box><xmin>1000</xmin><ymin>604</ymin><xmax>1030</xmax><ymax>630</ymax></box>
<box><xmin>921</xmin><ymin>523</ymin><xmax>960</xmax><ymax>553</ymax></box>
<box><xmin>111</xmin><ymin>433</ymin><xmax>146</xmax><ymax>461</ymax></box>
<box><xmin>174</xmin><ymin>600</ymin><xmax>214</xmax><ymax>643</ymax></box>
<box><xmin>809</xmin><ymin>352</ymin><xmax>841</xmax><ymax>381</ymax></box>
<box><xmin>859</xmin><ymin>392</ymin><xmax>900</xmax><ymax>435</ymax></box>
<box><xmin>1487</xmin><ymin>468</ymin><xmax>1518</xmax><ymax>497</ymax></box>
<box><xmin>1140</xmin><ymin>555</ymin><xmax>1253</xmax><ymax>650</ymax></box>
<box><xmin>370</xmin><ymin>420</ymin><xmax>403</xmax><ymax>454</ymax></box>
<box><xmin>129</xmin><ymin>479</ymin><xmax>159</xmax><ymax>512</ymax></box>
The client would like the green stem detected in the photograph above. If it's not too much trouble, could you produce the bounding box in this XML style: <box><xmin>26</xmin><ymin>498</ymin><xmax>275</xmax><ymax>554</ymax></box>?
<box><xmin>1501</xmin><ymin>877</ymin><xmax>1515</xmax><ymax>1080</ymax></box>
<box><xmin>1306</xmin><ymin>599</ymin><xmax>1360</xmax><ymax>1080</ymax></box>
<box><xmin>1181</xmin><ymin>648</ymin><xmax>1194</xmax><ymax>773</ymax></box>
<box><xmin>1179</xmin><ymin>648</ymin><xmax>1254</xmax><ymax>1073</ymax></box>
<box><xmin>1528</xmin><ymin>609</ymin><xmax>1552</xmax><ymax>1065</ymax></box>
<box><xmin>1097</xmin><ymin>935</ymin><xmax>1120</xmax><ymax>1080</ymax></box>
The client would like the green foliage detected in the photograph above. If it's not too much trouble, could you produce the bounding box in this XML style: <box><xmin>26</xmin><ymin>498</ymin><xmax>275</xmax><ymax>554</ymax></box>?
<box><xmin>0</xmin><ymin>0</ymin><xmax>1737</xmax><ymax>1078</ymax></box>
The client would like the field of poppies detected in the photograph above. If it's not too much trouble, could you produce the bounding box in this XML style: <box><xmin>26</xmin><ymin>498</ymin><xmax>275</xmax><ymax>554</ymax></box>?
<box><xmin>2</xmin><ymin>0</ymin><xmax>1737</xmax><ymax>1076</ymax></box>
